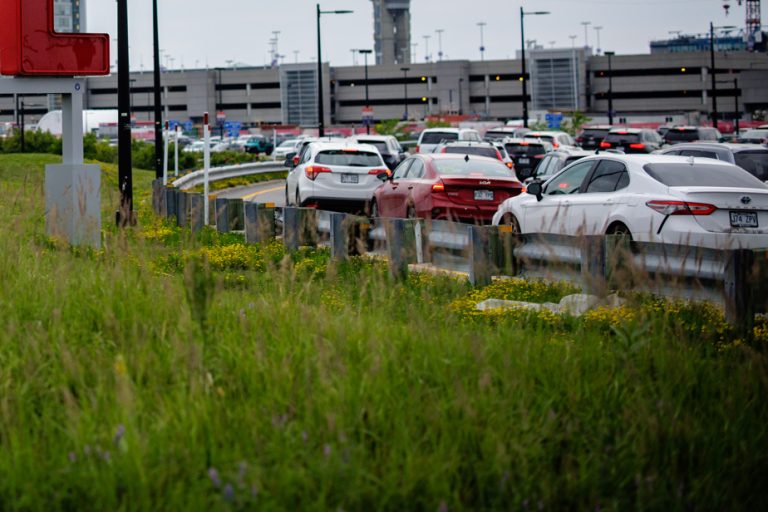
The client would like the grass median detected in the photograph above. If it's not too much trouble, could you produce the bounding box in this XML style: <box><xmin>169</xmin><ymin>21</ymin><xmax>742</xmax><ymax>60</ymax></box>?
<box><xmin>0</xmin><ymin>153</ymin><xmax>767</xmax><ymax>510</ymax></box>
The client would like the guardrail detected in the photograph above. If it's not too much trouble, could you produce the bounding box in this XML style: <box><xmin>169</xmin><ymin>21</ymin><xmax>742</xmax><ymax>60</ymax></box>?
<box><xmin>170</xmin><ymin>161</ymin><xmax>287</xmax><ymax>190</ymax></box>
<box><xmin>152</xmin><ymin>189</ymin><xmax>768</xmax><ymax>334</ymax></box>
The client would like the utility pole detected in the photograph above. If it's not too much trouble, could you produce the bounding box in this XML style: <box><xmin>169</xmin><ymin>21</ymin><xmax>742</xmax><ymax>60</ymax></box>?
<box><xmin>710</xmin><ymin>22</ymin><xmax>719</xmax><ymax>131</ymax></box>
<box><xmin>117</xmin><ymin>0</ymin><xmax>134</xmax><ymax>226</ymax></box>
<box><xmin>477</xmin><ymin>22</ymin><xmax>487</xmax><ymax>61</ymax></box>
<box><xmin>152</xmin><ymin>0</ymin><xmax>163</xmax><ymax>180</ymax></box>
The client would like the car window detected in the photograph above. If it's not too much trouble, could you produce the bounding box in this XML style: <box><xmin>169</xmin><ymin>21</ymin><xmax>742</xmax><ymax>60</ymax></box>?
<box><xmin>536</xmin><ymin>156</ymin><xmax>554</xmax><ymax>176</ymax></box>
<box><xmin>734</xmin><ymin>151</ymin><xmax>768</xmax><ymax>181</ymax></box>
<box><xmin>506</xmin><ymin>143</ymin><xmax>547</xmax><ymax>157</ymax></box>
<box><xmin>544</xmin><ymin>160</ymin><xmax>595</xmax><ymax>195</ymax></box>
<box><xmin>407</xmin><ymin>159</ymin><xmax>425</xmax><ymax>179</ymax></box>
<box><xmin>581</xmin><ymin>129</ymin><xmax>609</xmax><ymax>139</ymax></box>
<box><xmin>315</xmin><ymin>150</ymin><xmax>382</xmax><ymax>167</ymax></box>
<box><xmin>679</xmin><ymin>149</ymin><xmax>720</xmax><ymax>160</ymax></box>
<box><xmin>605</xmin><ymin>132</ymin><xmax>641</xmax><ymax>144</ymax></box>
<box><xmin>462</xmin><ymin>131</ymin><xmax>481</xmax><ymax>142</ymax></box>
<box><xmin>644</xmin><ymin>163</ymin><xmax>767</xmax><ymax>188</ymax></box>
<box><xmin>421</xmin><ymin>131</ymin><xmax>459</xmax><ymax>144</ymax></box>
<box><xmin>585</xmin><ymin>160</ymin><xmax>629</xmax><ymax>193</ymax></box>
<box><xmin>393</xmin><ymin>159</ymin><xmax>413</xmax><ymax>179</ymax></box>
<box><xmin>356</xmin><ymin>140</ymin><xmax>390</xmax><ymax>155</ymax></box>
<box><xmin>433</xmin><ymin>158</ymin><xmax>510</xmax><ymax>177</ymax></box>
<box><xmin>300</xmin><ymin>147</ymin><xmax>312</xmax><ymax>164</ymax></box>
<box><xmin>444</xmin><ymin>146</ymin><xmax>499</xmax><ymax>159</ymax></box>
<box><xmin>665</xmin><ymin>129</ymin><xmax>698</xmax><ymax>142</ymax></box>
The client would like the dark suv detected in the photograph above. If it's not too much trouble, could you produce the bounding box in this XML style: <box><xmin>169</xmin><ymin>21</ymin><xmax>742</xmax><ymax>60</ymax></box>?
<box><xmin>502</xmin><ymin>137</ymin><xmax>554</xmax><ymax>180</ymax></box>
<box><xmin>663</xmin><ymin>126</ymin><xmax>722</xmax><ymax>145</ymax></box>
<box><xmin>600</xmin><ymin>128</ymin><xmax>663</xmax><ymax>153</ymax></box>
<box><xmin>576</xmin><ymin>125</ymin><xmax>612</xmax><ymax>150</ymax></box>
<box><xmin>657</xmin><ymin>142</ymin><xmax>768</xmax><ymax>181</ymax></box>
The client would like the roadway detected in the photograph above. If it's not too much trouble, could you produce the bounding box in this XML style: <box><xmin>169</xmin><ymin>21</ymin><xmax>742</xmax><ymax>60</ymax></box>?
<box><xmin>214</xmin><ymin>179</ymin><xmax>287</xmax><ymax>206</ymax></box>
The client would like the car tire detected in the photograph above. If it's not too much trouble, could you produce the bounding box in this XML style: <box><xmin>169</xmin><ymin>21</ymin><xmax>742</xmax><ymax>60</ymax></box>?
<box><xmin>501</xmin><ymin>213</ymin><xmax>521</xmax><ymax>234</ymax></box>
<box><xmin>607</xmin><ymin>222</ymin><xmax>633</xmax><ymax>241</ymax></box>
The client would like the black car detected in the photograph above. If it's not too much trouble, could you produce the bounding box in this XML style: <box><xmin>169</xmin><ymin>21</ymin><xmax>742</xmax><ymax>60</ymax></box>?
<box><xmin>576</xmin><ymin>125</ymin><xmax>612</xmax><ymax>150</ymax></box>
<box><xmin>663</xmin><ymin>126</ymin><xmax>722</xmax><ymax>145</ymax></box>
<box><xmin>502</xmin><ymin>138</ymin><xmax>554</xmax><ymax>181</ymax></box>
<box><xmin>347</xmin><ymin>135</ymin><xmax>407</xmax><ymax>171</ymax></box>
<box><xmin>528</xmin><ymin>148</ymin><xmax>594</xmax><ymax>183</ymax></box>
<box><xmin>657</xmin><ymin>142</ymin><xmax>768</xmax><ymax>181</ymax></box>
<box><xmin>600</xmin><ymin>128</ymin><xmax>663</xmax><ymax>153</ymax></box>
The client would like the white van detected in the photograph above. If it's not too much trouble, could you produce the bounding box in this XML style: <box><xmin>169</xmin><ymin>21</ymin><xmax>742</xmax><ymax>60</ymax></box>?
<box><xmin>416</xmin><ymin>128</ymin><xmax>481</xmax><ymax>154</ymax></box>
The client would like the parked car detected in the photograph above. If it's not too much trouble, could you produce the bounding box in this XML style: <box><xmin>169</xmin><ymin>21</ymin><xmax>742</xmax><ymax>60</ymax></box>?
<box><xmin>372</xmin><ymin>153</ymin><xmax>523</xmax><ymax>223</ymax></box>
<box><xmin>274</xmin><ymin>138</ymin><xmax>304</xmax><ymax>160</ymax></box>
<box><xmin>737</xmin><ymin>129</ymin><xmax>768</xmax><ymax>144</ymax></box>
<box><xmin>284</xmin><ymin>142</ymin><xmax>389</xmax><ymax>212</ymax></box>
<box><xmin>576</xmin><ymin>125</ymin><xmax>613</xmax><ymax>150</ymax></box>
<box><xmin>492</xmin><ymin>154</ymin><xmax>768</xmax><ymax>249</ymax></box>
<box><xmin>415</xmin><ymin>128</ymin><xmax>482</xmax><ymax>154</ymax></box>
<box><xmin>347</xmin><ymin>135</ymin><xmax>408</xmax><ymax>171</ymax></box>
<box><xmin>182</xmin><ymin>140</ymin><xmax>217</xmax><ymax>154</ymax></box>
<box><xmin>491</xmin><ymin>142</ymin><xmax>516</xmax><ymax>171</ymax></box>
<box><xmin>243</xmin><ymin>135</ymin><xmax>274</xmax><ymax>155</ymax></box>
<box><xmin>663</xmin><ymin>126</ymin><xmax>722</xmax><ymax>145</ymax></box>
<box><xmin>483</xmin><ymin>126</ymin><xmax>530</xmax><ymax>142</ymax></box>
<box><xmin>502</xmin><ymin>138</ymin><xmax>554</xmax><ymax>181</ymax></box>
<box><xmin>433</xmin><ymin>140</ymin><xmax>517</xmax><ymax>174</ymax></box>
<box><xmin>528</xmin><ymin>147</ymin><xmax>594</xmax><ymax>184</ymax></box>
<box><xmin>600</xmin><ymin>128</ymin><xmax>663</xmax><ymax>153</ymax></box>
<box><xmin>523</xmin><ymin>131</ymin><xmax>576</xmax><ymax>149</ymax></box>
<box><xmin>657</xmin><ymin>142</ymin><xmax>768</xmax><ymax>181</ymax></box>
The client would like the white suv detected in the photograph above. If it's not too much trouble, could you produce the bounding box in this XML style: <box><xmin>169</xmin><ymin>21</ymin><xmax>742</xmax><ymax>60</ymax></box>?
<box><xmin>416</xmin><ymin>128</ymin><xmax>481</xmax><ymax>154</ymax></box>
<box><xmin>285</xmin><ymin>142</ymin><xmax>390</xmax><ymax>211</ymax></box>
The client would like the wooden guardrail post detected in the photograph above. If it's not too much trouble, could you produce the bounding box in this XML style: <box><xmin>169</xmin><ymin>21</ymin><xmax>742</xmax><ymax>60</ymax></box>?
<box><xmin>227</xmin><ymin>198</ymin><xmax>244</xmax><ymax>232</ymax></box>
<box><xmin>176</xmin><ymin>191</ymin><xmax>190</xmax><ymax>227</ymax></box>
<box><xmin>724</xmin><ymin>249</ymin><xmax>755</xmax><ymax>335</ymax></box>
<box><xmin>283</xmin><ymin>207</ymin><xmax>318</xmax><ymax>251</ymax></box>
<box><xmin>244</xmin><ymin>202</ymin><xmax>276</xmax><ymax>244</ymax></box>
<box><xmin>329</xmin><ymin>212</ymin><xmax>348</xmax><ymax>261</ymax></box>
<box><xmin>469</xmin><ymin>225</ymin><xmax>499</xmax><ymax>287</ymax></box>
<box><xmin>581</xmin><ymin>235</ymin><xmax>608</xmax><ymax>296</ymax></box>
<box><xmin>190</xmin><ymin>193</ymin><xmax>205</xmax><ymax>233</ymax></box>
<box><xmin>165</xmin><ymin>187</ymin><xmax>178</xmax><ymax>222</ymax></box>
<box><xmin>215</xmin><ymin>197</ymin><xmax>229</xmax><ymax>233</ymax></box>
<box><xmin>605</xmin><ymin>234</ymin><xmax>632</xmax><ymax>291</ymax></box>
<box><xmin>152</xmin><ymin>179</ymin><xmax>164</xmax><ymax>215</ymax></box>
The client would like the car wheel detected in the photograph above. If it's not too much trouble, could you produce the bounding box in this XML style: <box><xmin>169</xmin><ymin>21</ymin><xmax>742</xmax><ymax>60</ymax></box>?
<box><xmin>607</xmin><ymin>222</ymin><xmax>633</xmax><ymax>241</ymax></box>
<box><xmin>370</xmin><ymin>199</ymin><xmax>379</xmax><ymax>221</ymax></box>
<box><xmin>501</xmin><ymin>213</ymin><xmax>521</xmax><ymax>234</ymax></box>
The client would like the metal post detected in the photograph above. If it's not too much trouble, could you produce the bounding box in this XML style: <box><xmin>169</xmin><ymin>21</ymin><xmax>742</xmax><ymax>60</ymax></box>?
<box><xmin>244</xmin><ymin>202</ymin><xmax>276</xmax><ymax>244</ymax></box>
<box><xmin>458</xmin><ymin>78</ymin><xmax>464</xmax><ymax>116</ymax></box>
<box><xmin>174</xmin><ymin>125</ymin><xmax>180</xmax><ymax>177</ymax></box>
<box><xmin>284</xmin><ymin>206</ymin><xmax>300</xmax><ymax>250</ymax></box>
<box><xmin>117</xmin><ymin>0</ymin><xmax>134</xmax><ymax>226</ymax></box>
<box><xmin>190</xmin><ymin>193</ymin><xmax>205</xmax><ymax>233</ymax></box>
<box><xmin>364</xmin><ymin>51</ymin><xmax>370</xmax><ymax>134</ymax></box>
<box><xmin>401</xmin><ymin>67</ymin><xmax>410</xmax><ymax>121</ymax></box>
<box><xmin>724</xmin><ymin>249</ymin><xmax>755</xmax><ymax>336</ymax></box>
<box><xmin>329</xmin><ymin>212</ymin><xmax>348</xmax><ymax>261</ymax></box>
<box><xmin>152</xmin><ymin>0</ymin><xmax>163</xmax><ymax>179</ymax></box>
<box><xmin>734</xmin><ymin>77</ymin><xmax>740</xmax><ymax>135</ymax></box>
<box><xmin>162</xmin><ymin>121</ymin><xmax>169</xmax><ymax>185</ymax></box>
<box><xmin>605</xmin><ymin>51</ymin><xmax>615</xmax><ymax>125</ymax></box>
<box><xmin>520</xmin><ymin>8</ymin><xmax>528</xmax><ymax>128</ymax></box>
<box><xmin>386</xmin><ymin>218</ymin><xmax>409</xmax><ymax>280</ymax></box>
<box><xmin>710</xmin><ymin>22</ymin><xmax>719</xmax><ymax>131</ymax></box>
<box><xmin>317</xmin><ymin>4</ymin><xmax>325</xmax><ymax>137</ymax></box>
<box><xmin>203</xmin><ymin>112</ymin><xmax>211</xmax><ymax>225</ymax></box>
<box><xmin>20</xmin><ymin>100</ymin><xmax>25</xmax><ymax>152</ymax></box>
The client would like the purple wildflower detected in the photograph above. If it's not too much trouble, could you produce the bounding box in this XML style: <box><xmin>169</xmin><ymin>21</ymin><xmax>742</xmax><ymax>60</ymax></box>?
<box><xmin>208</xmin><ymin>467</ymin><xmax>221</xmax><ymax>488</ymax></box>
<box><xmin>301</xmin><ymin>431</ymin><xmax>308</xmax><ymax>443</ymax></box>
<box><xmin>323</xmin><ymin>444</ymin><xmax>332</xmax><ymax>458</ymax></box>
<box><xmin>83</xmin><ymin>445</ymin><xmax>92</xmax><ymax>456</ymax></box>
<box><xmin>68</xmin><ymin>452</ymin><xmax>76</xmax><ymax>463</ymax></box>
<box><xmin>113</xmin><ymin>424</ymin><xmax>126</xmax><ymax>445</ymax></box>
<box><xmin>251</xmin><ymin>484</ymin><xmax>259</xmax><ymax>499</ymax></box>
<box><xmin>438</xmin><ymin>501</ymin><xmax>448</xmax><ymax>512</ymax></box>
<box><xmin>223</xmin><ymin>483</ymin><xmax>235</xmax><ymax>502</ymax></box>
<box><xmin>102</xmin><ymin>451</ymin><xmax>111</xmax><ymax>462</ymax></box>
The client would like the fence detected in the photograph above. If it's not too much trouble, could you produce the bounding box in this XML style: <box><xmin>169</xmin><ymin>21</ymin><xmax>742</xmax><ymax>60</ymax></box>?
<box><xmin>152</xmin><ymin>183</ymin><xmax>768</xmax><ymax>334</ymax></box>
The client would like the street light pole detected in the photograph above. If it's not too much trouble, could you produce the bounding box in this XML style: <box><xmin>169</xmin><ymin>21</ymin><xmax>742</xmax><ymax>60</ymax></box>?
<box><xmin>436</xmin><ymin>29</ymin><xmax>445</xmax><ymax>61</ymax></box>
<box><xmin>477</xmin><ymin>22</ymin><xmax>487</xmax><ymax>61</ymax></box>
<box><xmin>152</xmin><ymin>0</ymin><xmax>163</xmax><ymax>179</ymax></box>
<box><xmin>710</xmin><ymin>22</ymin><xmax>718</xmax><ymax>131</ymax></box>
<box><xmin>117</xmin><ymin>0</ymin><xmax>133</xmax><ymax>226</ymax></box>
<box><xmin>316</xmin><ymin>5</ymin><xmax>353</xmax><ymax>137</ymax></box>
<box><xmin>401</xmin><ymin>67</ymin><xmax>410</xmax><ymax>120</ymax></box>
<box><xmin>604</xmin><ymin>51</ymin><xmax>615</xmax><ymax>125</ymax></box>
<box><xmin>520</xmin><ymin>8</ymin><xmax>550</xmax><ymax>128</ymax></box>
<box><xmin>358</xmin><ymin>49</ymin><xmax>373</xmax><ymax>134</ymax></box>
<box><xmin>458</xmin><ymin>78</ymin><xmax>464</xmax><ymax>115</ymax></box>
<box><xmin>734</xmin><ymin>77</ymin><xmax>740</xmax><ymax>134</ymax></box>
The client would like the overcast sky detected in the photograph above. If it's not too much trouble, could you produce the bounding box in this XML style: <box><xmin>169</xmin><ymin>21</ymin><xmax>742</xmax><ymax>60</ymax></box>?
<box><xmin>87</xmin><ymin>0</ymin><xmax>743</xmax><ymax>70</ymax></box>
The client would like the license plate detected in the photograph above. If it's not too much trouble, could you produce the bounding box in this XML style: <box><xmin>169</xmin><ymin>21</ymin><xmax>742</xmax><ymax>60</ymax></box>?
<box><xmin>341</xmin><ymin>174</ymin><xmax>359</xmax><ymax>184</ymax></box>
<box><xmin>730</xmin><ymin>211</ymin><xmax>758</xmax><ymax>228</ymax></box>
<box><xmin>474</xmin><ymin>190</ymin><xmax>494</xmax><ymax>201</ymax></box>
<box><xmin>518</xmin><ymin>158</ymin><xmax>530</xmax><ymax>164</ymax></box>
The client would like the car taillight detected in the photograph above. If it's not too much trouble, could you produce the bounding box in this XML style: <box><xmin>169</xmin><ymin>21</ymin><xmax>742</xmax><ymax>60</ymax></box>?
<box><xmin>305</xmin><ymin>165</ymin><xmax>332</xmax><ymax>181</ymax></box>
<box><xmin>646</xmin><ymin>200</ymin><xmax>716</xmax><ymax>216</ymax></box>
<box><xmin>368</xmin><ymin>168</ymin><xmax>391</xmax><ymax>176</ymax></box>
<box><xmin>415</xmin><ymin>145</ymin><xmax>421</xmax><ymax>153</ymax></box>
<box><xmin>506</xmin><ymin>162</ymin><xmax>514</xmax><ymax>169</ymax></box>
<box><xmin>600</xmin><ymin>141</ymin><xmax>611</xmax><ymax>148</ymax></box>
<box><xmin>552</xmin><ymin>142</ymin><xmax>559</xmax><ymax>148</ymax></box>
<box><xmin>629</xmin><ymin>143</ymin><xmax>645</xmax><ymax>149</ymax></box>
<box><xmin>441</xmin><ymin>147</ymin><xmax>447</xmax><ymax>153</ymax></box>
<box><xmin>432</xmin><ymin>182</ymin><xmax>445</xmax><ymax>192</ymax></box>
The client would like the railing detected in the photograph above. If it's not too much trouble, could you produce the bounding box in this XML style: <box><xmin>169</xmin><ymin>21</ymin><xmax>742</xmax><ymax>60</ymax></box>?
<box><xmin>152</xmin><ymin>184</ymin><xmax>768</xmax><ymax>334</ymax></box>
<box><xmin>170</xmin><ymin>161</ymin><xmax>287</xmax><ymax>190</ymax></box>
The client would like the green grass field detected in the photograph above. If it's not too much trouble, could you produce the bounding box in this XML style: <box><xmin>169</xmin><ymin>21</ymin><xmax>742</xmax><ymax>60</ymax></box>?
<box><xmin>0</xmin><ymin>154</ymin><xmax>767</xmax><ymax>510</ymax></box>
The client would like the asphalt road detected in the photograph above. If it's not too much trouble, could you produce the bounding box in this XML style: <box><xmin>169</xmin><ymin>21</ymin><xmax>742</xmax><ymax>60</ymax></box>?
<box><xmin>215</xmin><ymin>179</ymin><xmax>287</xmax><ymax>206</ymax></box>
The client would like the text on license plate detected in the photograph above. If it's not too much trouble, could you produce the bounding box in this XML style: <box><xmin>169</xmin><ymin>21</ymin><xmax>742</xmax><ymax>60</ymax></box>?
<box><xmin>474</xmin><ymin>190</ymin><xmax>494</xmax><ymax>201</ymax></box>
<box><xmin>518</xmin><ymin>158</ymin><xmax>530</xmax><ymax>164</ymax></box>
<box><xmin>730</xmin><ymin>211</ymin><xmax>758</xmax><ymax>228</ymax></box>
<box><xmin>341</xmin><ymin>174</ymin><xmax>359</xmax><ymax>184</ymax></box>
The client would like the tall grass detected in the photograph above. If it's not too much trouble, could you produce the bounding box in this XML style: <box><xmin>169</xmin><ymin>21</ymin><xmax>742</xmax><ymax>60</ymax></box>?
<box><xmin>0</xmin><ymin>154</ymin><xmax>766</xmax><ymax>510</ymax></box>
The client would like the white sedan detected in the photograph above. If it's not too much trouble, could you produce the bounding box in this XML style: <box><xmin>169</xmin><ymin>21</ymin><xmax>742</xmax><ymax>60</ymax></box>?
<box><xmin>492</xmin><ymin>154</ymin><xmax>768</xmax><ymax>249</ymax></box>
<box><xmin>285</xmin><ymin>142</ymin><xmax>390</xmax><ymax>212</ymax></box>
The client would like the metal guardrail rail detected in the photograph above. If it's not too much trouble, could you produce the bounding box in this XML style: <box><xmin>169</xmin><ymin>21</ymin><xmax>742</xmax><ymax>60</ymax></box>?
<box><xmin>171</xmin><ymin>161</ymin><xmax>287</xmax><ymax>190</ymax></box>
<box><xmin>152</xmin><ymin>185</ymin><xmax>768</xmax><ymax>334</ymax></box>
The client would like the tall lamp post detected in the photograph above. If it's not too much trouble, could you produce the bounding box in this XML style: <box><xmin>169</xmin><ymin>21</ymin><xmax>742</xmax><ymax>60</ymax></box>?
<box><xmin>357</xmin><ymin>49</ymin><xmax>373</xmax><ymax>134</ymax></box>
<box><xmin>117</xmin><ymin>0</ymin><xmax>133</xmax><ymax>226</ymax></box>
<box><xmin>458</xmin><ymin>78</ymin><xmax>464</xmax><ymax>115</ymax></box>
<box><xmin>316</xmin><ymin>5</ymin><xmax>353</xmax><ymax>136</ymax></box>
<box><xmin>604</xmin><ymin>51</ymin><xmax>615</xmax><ymax>125</ymax></box>
<box><xmin>477</xmin><ymin>22</ymin><xmax>487</xmax><ymax>61</ymax></box>
<box><xmin>520</xmin><ymin>8</ymin><xmax>550</xmax><ymax>128</ymax></box>
<box><xmin>401</xmin><ymin>67</ymin><xmax>411</xmax><ymax>120</ymax></box>
<box><xmin>152</xmin><ymin>0</ymin><xmax>163</xmax><ymax>179</ymax></box>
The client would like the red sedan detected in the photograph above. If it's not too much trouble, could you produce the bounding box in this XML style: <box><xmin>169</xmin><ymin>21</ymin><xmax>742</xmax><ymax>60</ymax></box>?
<box><xmin>372</xmin><ymin>153</ymin><xmax>524</xmax><ymax>223</ymax></box>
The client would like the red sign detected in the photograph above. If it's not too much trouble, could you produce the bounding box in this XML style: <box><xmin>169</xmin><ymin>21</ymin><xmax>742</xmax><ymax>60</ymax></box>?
<box><xmin>0</xmin><ymin>0</ymin><xmax>109</xmax><ymax>76</ymax></box>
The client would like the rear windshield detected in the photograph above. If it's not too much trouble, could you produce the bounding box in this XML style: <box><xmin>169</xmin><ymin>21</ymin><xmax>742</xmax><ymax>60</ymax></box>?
<box><xmin>444</xmin><ymin>146</ymin><xmax>499</xmax><ymax>159</ymax></box>
<box><xmin>484</xmin><ymin>130</ymin><xmax>514</xmax><ymax>141</ymax></box>
<box><xmin>565</xmin><ymin>155</ymin><xmax>588</xmax><ymax>165</ymax></box>
<box><xmin>421</xmin><ymin>131</ymin><xmax>459</xmax><ymax>144</ymax></box>
<box><xmin>526</xmin><ymin>135</ymin><xmax>554</xmax><ymax>143</ymax></box>
<box><xmin>506</xmin><ymin>143</ymin><xmax>547</xmax><ymax>156</ymax></box>
<box><xmin>643</xmin><ymin>163</ymin><xmax>766</xmax><ymax>189</ymax></box>
<box><xmin>581</xmin><ymin>129</ymin><xmax>609</xmax><ymax>138</ymax></box>
<box><xmin>665</xmin><ymin>129</ymin><xmax>698</xmax><ymax>142</ymax></box>
<box><xmin>315</xmin><ymin>150</ymin><xmax>382</xmax><ymax>167</ymax></box>
<box><xmin>434</xmin><ymin>158</ymin><xmax>511</xmax><ymax>177</ymax></box>
<box><xmin>355</xmin><ymin>140</ymin><xmax>390</xmax><ymax>154</ymax></box>
<box><xmin>605</xmin><ymin>133</ymin><xmax>641</xmax><ymax>144</ymax></box>
<box><xmin>734</xmin><ymin>151</ymin><xmax>768</xmax><ymax>181</ymax></box>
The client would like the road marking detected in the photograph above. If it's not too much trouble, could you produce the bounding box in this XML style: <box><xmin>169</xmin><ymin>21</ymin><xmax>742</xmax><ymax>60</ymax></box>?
<box><xmin>242</xmin><ymin>185</ymin><xmax>284</xmax><ymax>201</ymax></box>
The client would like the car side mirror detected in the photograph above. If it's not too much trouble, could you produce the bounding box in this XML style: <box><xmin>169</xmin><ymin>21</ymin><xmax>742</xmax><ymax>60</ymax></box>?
<box><xmin>376</xmin><ymin>172</ymin><xmax>391</xmax><ymax>182</ymax></box>
<box><xmin>527</xmin><ymin>181</ymin><xmax>543</xmax><ymax>201</ymax></box>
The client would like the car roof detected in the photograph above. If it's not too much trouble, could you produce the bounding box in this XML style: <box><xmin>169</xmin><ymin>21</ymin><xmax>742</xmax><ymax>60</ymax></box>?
<box><xmin>347</xmin><ymin>135</ymin><xmax>393</xmax><ymax>141</ymax></box>
<box><xmin>502</xmin><ymin>137</ymin><xmax>551</xmax><ymax>145</ymax></box>
<box><xmin>581</xmin><ymin>125</ymin><xmax>614</xmax><ymax>130</ymax></box>
<box><xmin>418</xmin><ymin>153</ymin><xmax>504</xmax><ymax>163</ymax></box>
<box><xmin>442</xmin><ymin>141</ymin><xmax>495</xmax><ymax>147</ymax></box>
<box><xmin>551</xmin><ymin>148</ymin><xmax>594</xmax><ymax>157</ymax></box>
<box><xmin>581</xmin><ymin>153</ymin><xmax>739</xmax><ymax>166</ymax></box>
<box><xmin>661</xmin><ymin>142</ymin><xmax>767</xmax><ymax>152</ymax></box>
<box><xmin>525</xmin><ymin>131</ymin><xmax>566</xmax><ymax>136</ymax></box>
<box><xmin>309</xmin><ymin>141</ymin><xmax>380</xmax><ymax>153</ymax></box>
<box><xmin>608</xmin><ymin>128</ymin><xmax>647</xmax><ymax>134</ymax></box>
